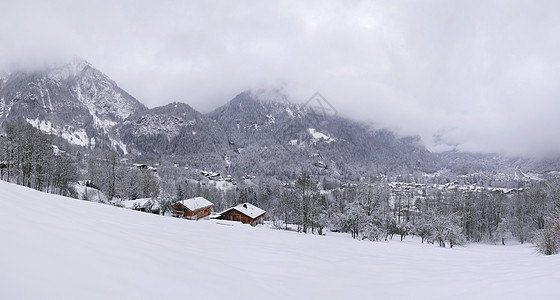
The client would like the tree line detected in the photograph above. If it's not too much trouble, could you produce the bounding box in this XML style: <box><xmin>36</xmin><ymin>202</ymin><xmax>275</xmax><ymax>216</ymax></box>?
<box><xmin>0</xmin><ymin>122</ymin><xmax>77</xmax><ymax>196</ymax></box>
<box><xmin>79</xmin><ymin>155</ymin><xmax>560</xmax><ymax>255</ymax></box>
<box><xmin>2</xmin><ymin>122</ymin><xmax>559</xmax><ymax>255</ymax></box>
<box><xmin>176</xmin><ymin>172</ymin><xmax>560</xmax><ymax>254</ymax></box>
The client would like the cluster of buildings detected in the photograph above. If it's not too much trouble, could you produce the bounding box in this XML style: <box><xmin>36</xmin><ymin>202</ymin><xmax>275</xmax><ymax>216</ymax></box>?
<box><xmin>388</xmin><ymin>181</ymin><xmax>524</xmax><ymax>197</ymax></box>
<box><xmin>122</xmin><ymin>196</ymin><xmax>266</xmax><ymax>227</ymax></box>
<box><xmin>386</xmin><ymin>181</ymin><xmax>525</xmax><ymax>223</ymax></box>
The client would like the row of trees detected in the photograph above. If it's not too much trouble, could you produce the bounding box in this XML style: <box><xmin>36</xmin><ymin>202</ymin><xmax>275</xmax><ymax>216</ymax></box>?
<box><xmin>2</xmin><ymin>122</ymin><xmax>559</xmax><ymax>255</ymax></box>
<box><xmin>170</xmin><ymin>172</ymin><xmax>560</xmax><ymax>253</ymax></box>
<box><xmin>0</xmin><ymin>121</ymin><xmax>161</xmax><ymax>202</ymax></box>
<box><xmin>85</xmin><ymin>150</ymin><xmax>160</xmax><ymax>201</ymax></box>
<box><xmin>0</xmin><ymin>122</ymin><xmax>77</xmax><ymax>196</ymax></box>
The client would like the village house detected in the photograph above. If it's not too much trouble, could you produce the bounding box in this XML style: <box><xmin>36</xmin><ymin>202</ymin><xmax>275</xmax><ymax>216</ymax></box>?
<box><xmin>172</xmin><ymin>197</ymin><xmax>214</xmax><ymax>220</ymax></box>
<box><xmin>135</xmin><ymin>163</ymin><xmax>157</xmax><ymax>172</ymax></box>
<box><xmin>217</xmin><ymin>202</ymin><xmax>266</xmax><ymax>226</ymax></box>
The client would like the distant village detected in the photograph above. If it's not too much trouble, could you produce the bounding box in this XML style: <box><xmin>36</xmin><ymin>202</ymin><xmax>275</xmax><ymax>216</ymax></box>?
<box><xmin>99</xmin><ymin>159</ymin><xmax>530</xmax><ymax>230</ymax></box>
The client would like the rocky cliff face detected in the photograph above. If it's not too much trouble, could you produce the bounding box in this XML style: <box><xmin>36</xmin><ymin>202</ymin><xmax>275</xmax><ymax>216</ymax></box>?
<box><xmin>118</xmin><ymin>102</ymin><xmax>229</xmax><ymax>157</ymax></box>
<box><xmin>0</xmin><ymin>59</ymin><xmax>146</xmax><ymax>152</ymax></box>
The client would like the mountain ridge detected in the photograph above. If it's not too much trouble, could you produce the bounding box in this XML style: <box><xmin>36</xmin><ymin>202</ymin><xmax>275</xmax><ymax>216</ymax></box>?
<box><xmin>1</xmin><ymin>59</ymin><xmax>557</xmax><ymax>180</ymax></box>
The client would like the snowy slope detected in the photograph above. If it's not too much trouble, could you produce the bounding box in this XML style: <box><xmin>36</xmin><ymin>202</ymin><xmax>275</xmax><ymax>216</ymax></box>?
<box><xmin>1</xmin><ymin>180</ymin><xmax>559</xmax><ymax>300</ymax></box>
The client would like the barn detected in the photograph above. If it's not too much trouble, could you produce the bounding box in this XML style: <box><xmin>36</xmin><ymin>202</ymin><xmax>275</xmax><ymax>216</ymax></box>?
<box><xmin>172</xmin><ymin>197</ymin><xmax>214</xmax><ymax>220</ymax></box>
<box><xmin>217</xmin><ymin>203</ymin><xmax>266</xmax><ymax>226</ymax></box>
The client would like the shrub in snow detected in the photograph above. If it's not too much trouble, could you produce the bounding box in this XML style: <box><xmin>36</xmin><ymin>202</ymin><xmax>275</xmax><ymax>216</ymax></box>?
<box><xmin>426</xmin><ymin>212</ymin><xmax>466</xmax><ymax>248</ymax></box>
<box><xmin>363</xmin><ymin>223</ymin><xmax>385</xmax><ymax>241</ymax></box>
<box><xmin>396</xmin><ymin>222</ymin><xmax>414</xmax><ymax>241</ymax></box>
<box><xmin>415</xmin><ymin>220</ymin><xmax>433</xmax><ymax>244</ymax></box>
<box><xmin>492</xmin><ymin>219</ymin><xmax>510</xmax><ymax>245</ymax></box>
<box><xmin>327</xmin><ymin>212</ymin><xmax>345</xmax><ymax>232</ymax></box>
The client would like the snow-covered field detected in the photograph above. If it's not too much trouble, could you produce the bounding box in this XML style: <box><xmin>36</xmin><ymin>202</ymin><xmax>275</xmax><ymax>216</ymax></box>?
<box><xmin>1</xmin><ymin>180</ymin><xmax>559</xmax><ymax>300</ymax></box>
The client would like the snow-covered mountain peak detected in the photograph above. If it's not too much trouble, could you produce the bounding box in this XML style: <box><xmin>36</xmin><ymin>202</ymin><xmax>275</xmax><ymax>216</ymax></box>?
<box><xmin>0</xmin><ymin>58</ymin><xmax>146</xmax><ymax>153</ymax></box>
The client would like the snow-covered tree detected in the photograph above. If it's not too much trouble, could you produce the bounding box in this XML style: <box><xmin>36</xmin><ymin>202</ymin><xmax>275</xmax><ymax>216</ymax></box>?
<box><xmin>533</xmin><ymin>209</ymin><xmax>560</xmax><ymax>255</ymax></box>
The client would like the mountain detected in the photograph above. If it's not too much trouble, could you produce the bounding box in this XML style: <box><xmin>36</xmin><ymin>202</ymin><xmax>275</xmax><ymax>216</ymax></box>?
<box><xmin>0</xmin><ymin>58</ymin><xmax>146</xmax><ymax>153</ymax></box>
<box><xmin>0</xmin><ymin>59</ymin><xmax>446</xmax><ymax>179</ymax></box>
<box><xmin>110</xmin><ymin>89</ymin><xmax>443</xmax><ymax>179</ymax></box>
<box><xmin>207</xmin><ymin>91</ymin><xmax>441</xmax><ymax>179</ymax></box>
<box><xmin>6</xmin><ymin>58</ymin><xmax>556</xmax><ymax>181</ymax></box>
<box><xmin>118</xmin><ymin>102</ymin><xmax>229</xmax><ymax>166</ymax></box>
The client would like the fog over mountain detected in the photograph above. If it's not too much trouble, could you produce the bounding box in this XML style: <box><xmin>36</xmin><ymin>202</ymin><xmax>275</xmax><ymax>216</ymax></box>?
<box><xmin>2</xmin><ymin>1</ymin><xmax>560</xmax><ymax>155</ymax></box>
<box><xmin>0</xmin><ymin>59</ymin><xmax>447</xmax><ymax>180</ymax></box>
<box><xmin>3</xmin><ymin>58</ymin><xmax>560</xmax><ymax>182</ymax></box>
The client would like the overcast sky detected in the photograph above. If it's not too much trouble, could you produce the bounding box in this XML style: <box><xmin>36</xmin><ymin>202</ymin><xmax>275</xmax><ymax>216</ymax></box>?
<box><xmin>1</xmin><ymin>0</ymin><xmax>560</xmax><ymax>156</ymax></box>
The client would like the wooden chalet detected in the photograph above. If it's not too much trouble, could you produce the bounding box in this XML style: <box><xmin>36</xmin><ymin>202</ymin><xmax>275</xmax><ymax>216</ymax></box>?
<box><xmin>217</xmin><ymin>203</ymin><xmax>266</xmax><ymax>226</ymax></box>
<box><xmin>172</xmin><ymin>197</ymin><xmax>214</xmax><ymax>220</ymax></box>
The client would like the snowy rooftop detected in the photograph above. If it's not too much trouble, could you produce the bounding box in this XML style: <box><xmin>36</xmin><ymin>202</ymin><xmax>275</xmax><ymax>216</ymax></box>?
<box><xmin>122</xmin><ymin>198</ymin><xmax>159</xmax><ymax>210</ymax></box>
<box><xmin>221</xmin><ymin>202</ymin><xmax>266</xmax><ymax>219</ymax></box>
<box><xmin>177</xmin><ymin>197</ymin><xmax>214</xmax><ymax>211</ymax></box>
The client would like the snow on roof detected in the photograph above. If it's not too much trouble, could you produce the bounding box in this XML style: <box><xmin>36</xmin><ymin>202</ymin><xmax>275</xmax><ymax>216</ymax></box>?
<box><xmin>177</xmin><ymin>197</ymin><xmax>214</xmax><ymax>211</ymax></box>
<box><xmin>308</xmin><ymin>128</ymin><xmax>336</xmax><ymax>143</ymax></box>
<box><xmin>122</xmin><ymin>198</ymin><xmax>159</xmax><ymax>210</ymax></box>
<box><xmin>221</xmin><ymin>203</ymin><xmax>266</xmax><ymax>219</ymax></box>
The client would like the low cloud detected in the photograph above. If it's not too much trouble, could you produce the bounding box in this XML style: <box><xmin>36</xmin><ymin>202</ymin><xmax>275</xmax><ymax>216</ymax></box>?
<box><xmin>2</xmin><ymin>0</ymin><xmax>560</xmax><ymax>156</ymax></box>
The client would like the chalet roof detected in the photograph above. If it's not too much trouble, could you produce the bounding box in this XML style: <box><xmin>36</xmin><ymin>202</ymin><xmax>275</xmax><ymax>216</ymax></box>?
<box><xmin>177</xmin><ymin>197</ymin><xmax>214</xmax><ymax>211</ymax></box>
<box><xmin>220</xmin><ymin>202</ymin><xmax>266</xmax><ymax>219</ymax></box>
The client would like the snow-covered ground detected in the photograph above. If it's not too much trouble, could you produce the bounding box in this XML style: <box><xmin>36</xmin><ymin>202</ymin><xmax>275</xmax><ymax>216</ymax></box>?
<box><xmin>1</xmin><ymin>180</ymin><xmax>559</xmax><ymax>300</ymax></box>
<box><xmin>72</xmin><ymin>182</ymin><xmax>109</xmax><ymax>203</ymax></box>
